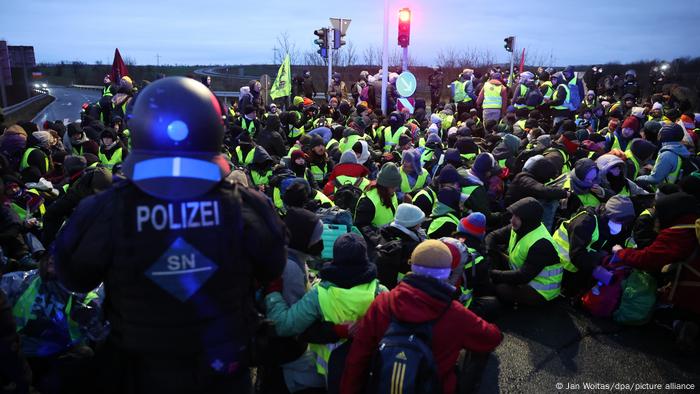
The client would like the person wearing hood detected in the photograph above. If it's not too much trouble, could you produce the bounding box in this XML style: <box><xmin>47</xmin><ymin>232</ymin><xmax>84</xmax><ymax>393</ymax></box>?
<box><xmin>636</xmin><ymin>124</ymin><xmax>690</xmax><ymax>187</ymax></box>
<box><xmin>256</xmin><ymin>113</ymin><xmax>286</xmax><ymax>160</ymax></box>
<box><xmin>287</xmin><ymin>149</ymin><xmax>319</xmax><ymax>191</ymax></box>
<box><xmin>232</xmin><ymin>105</ymin><xmax>261</xmax><ymax>139</ymax></box>
<box><xmin>232</xmin><ymin>130</ymin><xmax>260</xmax><ymax>167</ymax></box>
<box><xmin>375</xmin><ymin>203</ymin><xmax>427</xmax><ymax>289</ymax></box>
<box><xmin>584</xmin><ymin>90</ymin><xmax>598</xmax><ymax>110</ymax></box>
<box><xmin>420</xmin><ymin>133</ymin><xmax>444</xmax><ymax>175</ymax></box>
<box><xmin>413</xmin><ymin>164</ymin><xmax>466</xmax><ymax>219</ymax></box>
<box><xmin>354</xmin><ymin>162</ymin><xmax>400</xmax><ymax>231</ymax></box>
<box><xmin>65</xmin><ymin>123</ymin><xmax>99</xmax><ymax>158</ymax></box>
<box><xmin>380</xmin><ymin>112</ymin><xmax>409</xmax><ymax>152</ymax></box>
<box><xmin>486</xmin><ymin>197</ymin><xmax>563</xmax><ymax>305</ymax></box>
<box><xmin>623</xmin><ymin>139</ymin><xmax>656</xmax><ymax>180</ymax></box>
<box><xmin>452</xmin><ymin>213</ymin><xmax>495</xmax><ymax>315</ymax></box>
<box><xmin>547</xmin><ymin>72</ymin><xmax>574</xmax><ymax>125</ymax></box>
<box><xmin>97</xmin><ymin>127</ymin><xmax>127</xmax><ymax>170</ymax></box>
<box><xmin>607</xmin><ymin>116</ymin><xmax>640</xmax><ymax>151</ymax></box>
<box><xmin>553</xmin><ymin>195</ymin><xmax>636</xmax><ymax>295</ymax></box>
<box><xmin>549</xmin><ymin>158</ymin><xmax>606</xmax><ymax>221</ymax></box>
<box><xmin>476</xmin><ymin>72</ymin><xmax>508</xmax><ymax>122</ymax></box>
<box><xmin>307</xmin><ymin>135</ymin><xmax>334</xmax><ymax>186</ymax></box>
<box><xmin>596</xmin><ymin>153</ymin><xmax>650</xmax><ymax>197</ymax></box>
<box><xmin>42</xmin><ymin>166</ymin><xmax>113</xmax><ymax>246</ymax></box>
<box><xmin>460</xmin><ymin>152</ymin><xmax>505</xmax><ymax>228</ymax></box>
<box><xmin>451</xmin><ymin>69</ymin><xmax>476</xmax><ymax>113</ymax></box>
<box><xmin>302</xmin><ymin>69</ymin><xmax>316</xmax><ymax>99</ymax></box>
<box><xmin>492</xmin><ymin>133</ymin><xmax>521</xmax><ymax>172</ymax></box>
<box><xmin>398</xmin><ymin>148</ymin><xmax>431</xmax><ymax>198</ymax></box>
<box><xmin>19</xmin><ymin>130</ymin><xmax>53</xmax><ymax>176</ymax></box>
<box><xmin>322</xmin><ymin>150</ymin><xmax>370</xmax><ymax>198</ymax></box>
<box><xmin>511</xmin><ymin>71</ymin><xmax>538</xmax><ymax>110</ymax></box>
<box><xmin>427</xmin><ymin>185</ymin><xmax>462</xmax><ymax>239</ymax></box>
<box><xmin>265</xmin><ymin>233</ymin><xmax>386</xmax><ymax>390</ymax></box>
<box><xmin>327</xmin><ymin>72</ymin><xmax>347</xmax><ymax>101</ymax></box>
<box><xmin>341</xmin><ymin>239</ymin><xmax>502</xmax><ymax>394</ymax></box>
<box><xmin>543</xmin><ymin>129</ymin><xmax>579</xmax><ymax>176</ymax></box>
<box><xmin>611</xmin><ymin>192</ymin><xmax>700</xmax><ymax>350</ymax></box>
<box><xmin>248</xmin><ymin>143</ymin><xmax>276</xmax><ymax>192</ymax></box>
<box><xmin>505</xmin><ymin>155</ymin><xmax>569</xmax><ymax>207</ymax></box>
<box><xmin>0</xmin><ymin>124</ymin><xmax>28</xmax><ymax>167</ymax></box>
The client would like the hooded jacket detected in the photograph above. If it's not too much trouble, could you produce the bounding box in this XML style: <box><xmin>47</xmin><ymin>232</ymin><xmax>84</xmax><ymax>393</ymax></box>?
<box><xmin>486</xmin><ymin>198</ymin><xmax>560</xmax><ymax>285</ymax></box>
<box><xmin>595</xmin><ymin>154</ymin><xmax>648</xmax><ymax>197</ymax></box>
<box><xmin>322</xmin><ymin>162</ymin><xmax>370</xmax><ymax>196</ymax></box>
<box><xmin>505</xmin><ymin>157</ymin><xmax>567</xmax><ymax>206</ymax></box>
<box><xmin>492</xmin><ymin>134</ymin><xmax>521</xmax><ymax>171</ymax></box>
<box><xmin>635</xmin><ymin>142</ymin><xmax>689</xmax><ymax>185</ymax></box>
<box><xmin>340</xmin><ymin>275</ymin><xmax>502</xmax><ymax>394</ymax></box>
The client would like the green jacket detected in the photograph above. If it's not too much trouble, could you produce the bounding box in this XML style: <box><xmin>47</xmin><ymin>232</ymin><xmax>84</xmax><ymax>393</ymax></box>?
<box><xmin>265</xmin><ymin>280</ymin><xmax>386</xmax><ymax>337</ymax></box>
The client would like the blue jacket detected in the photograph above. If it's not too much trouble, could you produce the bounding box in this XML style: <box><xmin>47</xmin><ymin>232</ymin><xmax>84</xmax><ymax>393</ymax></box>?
<box><xmin>636</xmin><ymin>142</ymin><xmax>689</xmax><ymax>185</ymax></box>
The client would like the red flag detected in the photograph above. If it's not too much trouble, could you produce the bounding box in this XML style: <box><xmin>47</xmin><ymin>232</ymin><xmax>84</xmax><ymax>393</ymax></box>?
<box><xmin>111</xmin><ymin>48</ymin><xmax>129</xmax><ymax>82</ymax></box>
<box><xmin>519</xmin><ymin>48</ymin><xmax>526</xmax><ymax>74</ymax></box>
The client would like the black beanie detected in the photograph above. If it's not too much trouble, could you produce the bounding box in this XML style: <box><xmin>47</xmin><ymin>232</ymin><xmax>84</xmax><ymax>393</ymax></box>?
<box><xmin>655</xmin><ymin>192</ymin><xmax>698</xmax><ymax>229</ymax></box>
<box><xmin>629</xmin><ymin>139</ymin><xmax>657</xmax><ymax>161</ymax></box>
<box><xmin>658</xmin><ymin>123</ymin><xmax>685</xmax><ymax>144</ymax></box>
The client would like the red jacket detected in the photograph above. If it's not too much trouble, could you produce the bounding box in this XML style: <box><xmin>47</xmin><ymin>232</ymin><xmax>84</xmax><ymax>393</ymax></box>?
<box><xmin>322</xmin><ymin>162</ymin><xmax>370</xmax><ymax>197</ymax></box>
<box><xmin>617</xmin><ymin>213</ymin><xmax>700</xmax><ymax>315</ymax></box>
<box><xmin>340</xmin><ymin>275</ymin><xmax>502</xmax><ymax>394</ymax></box>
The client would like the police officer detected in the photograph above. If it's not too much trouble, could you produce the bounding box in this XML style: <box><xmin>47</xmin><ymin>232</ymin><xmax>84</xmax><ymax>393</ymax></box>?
<box><xmin>53</xmin><ymin>77</ymin><xmax>287</xmax><ymax>393</ymax></box>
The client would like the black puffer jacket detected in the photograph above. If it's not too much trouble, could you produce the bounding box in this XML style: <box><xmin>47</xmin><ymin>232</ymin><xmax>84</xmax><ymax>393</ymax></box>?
<box><xmin>505</xmin><ymin>158</ymin><xmax>567</xmax><ymax>206</ymax></box>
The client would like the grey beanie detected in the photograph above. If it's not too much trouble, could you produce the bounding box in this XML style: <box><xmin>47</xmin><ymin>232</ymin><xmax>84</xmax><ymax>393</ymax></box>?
<box><xmin>604</xmin><ymin>195</ymin><xmax>635</xmax><ymax>223</ymax></box>
<box><xmin>339</xmin><ymin>150</ymin><xmax>358</xmax><ymax>164</ymax></box>
<box><xmin>377</xmin><ymin>162</ymin><xmax>402</xmax><ymax>188</ymax></box>
<box><xmin>393</xmin><ymin>203</ymin><xmax>425</xmax><ymax>228</ymax></box>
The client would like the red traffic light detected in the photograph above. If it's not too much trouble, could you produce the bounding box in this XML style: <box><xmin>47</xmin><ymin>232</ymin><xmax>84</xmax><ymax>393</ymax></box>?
<box><xmin>399</xmin><ymin>8</ymin><xmax>411</xmax><ymax>22</ymax></box>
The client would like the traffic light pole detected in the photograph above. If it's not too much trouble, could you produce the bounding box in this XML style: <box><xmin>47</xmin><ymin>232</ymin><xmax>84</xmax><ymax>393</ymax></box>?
<box><xmin>402</xmin><ymin>47</ymin><xmax>408</xmax><ymax>72</ymax></box>
<box><xmin>380</xmin><ymin>0</ymin><xmax>389</xmax><ymax>115</ymax></box>
<box><xmin>327</xmin><ymin>26</ymin><xmax>332</xmax><ymax>98</ymax></box>
<box><xmin>509</xmin><ymin>36</ymin><xmax>516</xmax><ymax>86</ymax></box>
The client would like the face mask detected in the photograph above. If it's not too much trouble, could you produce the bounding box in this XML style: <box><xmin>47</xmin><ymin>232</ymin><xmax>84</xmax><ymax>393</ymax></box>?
<box><xmin>608</xmin><ymin>220</ymin><xmax>622</xmax><ymax>235</ymax></box>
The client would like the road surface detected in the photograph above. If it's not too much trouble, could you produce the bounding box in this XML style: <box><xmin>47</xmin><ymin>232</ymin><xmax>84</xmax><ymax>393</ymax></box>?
<box><xmin>32</xmin><ymin>86</ymin><xmax>100</xmax><ymax>125</ymax></box>
<box><xmin>477</xmin><ymin>299</ymin><xmax>700</xmax><ymax>393</ymax></box>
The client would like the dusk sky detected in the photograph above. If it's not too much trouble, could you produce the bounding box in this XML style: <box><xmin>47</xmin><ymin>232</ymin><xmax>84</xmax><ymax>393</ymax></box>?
<box><xmin>2</xmin><ymin>0</ymin><xmax>699</xmax><ymax>67</ymax></box>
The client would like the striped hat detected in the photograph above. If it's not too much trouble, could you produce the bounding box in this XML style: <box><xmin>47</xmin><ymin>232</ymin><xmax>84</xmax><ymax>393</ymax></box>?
<box><xmin>457</xmin><ymin>212</ymin><xmax>487</xmax><ymax>239</ymax></box>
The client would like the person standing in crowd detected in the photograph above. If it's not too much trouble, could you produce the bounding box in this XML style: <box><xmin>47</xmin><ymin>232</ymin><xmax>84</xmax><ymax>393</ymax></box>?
<box><xmin>53</xmin><ymin>77</ymin><xmax>286</xmax><ymax>393</ymax></box>
<box><xmin>476</xmin><ymin>72</ymin><xmax>508</xmax><ymax>122</ymax></box>
<box><xmin>429</xmin><ymin>67</ymin><xmax>444</xmax><ymax>111</ymax></box>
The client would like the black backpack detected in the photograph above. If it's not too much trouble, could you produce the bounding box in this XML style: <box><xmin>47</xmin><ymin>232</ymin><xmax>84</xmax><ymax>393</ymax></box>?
<box><xmin>333</xmin><ymin>177</ymin><xmax>364</xmax><ymax>210</ymax></box>
<box><xmin>678</xmin><ymin>154</ymin><xmax>700</xmax><ymax>181</ymax></box>
<box><xmin>366</xmin><ymin>311</ymin><xmax>445</xmax><ymax>394</ymax></box>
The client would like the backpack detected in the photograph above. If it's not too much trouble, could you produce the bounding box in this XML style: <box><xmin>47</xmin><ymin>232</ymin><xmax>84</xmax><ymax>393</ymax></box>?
<box><xmin>366</xmin><ymin>311</ymin><xmax>445</xmax><ymax>394</ymax></box>
<box><xmin>678</xmin><ymin>155</ymin><xmax>700</xmax><ymax>181</ymax></box>
<box><xmin>360</xmin><ymin>85</ymin><xmax>370</xmax><ymax>102</ymax></box>
<box><xmin>333</xmin><ymin>178</ymin><xmax>364</xmax><ymax>210</ymax></box>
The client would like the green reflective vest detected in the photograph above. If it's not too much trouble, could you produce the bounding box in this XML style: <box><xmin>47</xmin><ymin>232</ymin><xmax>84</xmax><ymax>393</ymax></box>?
<box><xmin>553</xmin><ymin>211</ymin><xmax>601</xmax><ymax>273</ymax></box>
<box><xmin>625</xmin><ymin>150</ymin><xmax>641</xmax><ymax>180</ymax></box>
<box><xmin>541</xmin><ymin>81</ymin><xmax>554</xmax><ymax>100</ymax></box>
<box><xmin>545</xmin><ymin>147</ymin><xmax>571</xmax><ymax>174</ymax></box>
<box><xmin>427</xmin><ymin>212</ymin><xmax>459</xmax><ymax>239</ymax></box>
<box><xmin>11</xmin><ymin>189</ymin><xmax>46</xmax><ymax>221</ymax></box>
<box><xmin>482</xmin><ymin>82</ymin><xmax>503</xmax><ymax>109</ymax></box>
<box><xmin>334</xmin><ymin>175</ymin><xmax>370</xmax><ymax>194</ymax></box>
<box><xmin>562</xmin><ymin>177</ymin><xmax>600</xmax><ymax>208</ymax></box>
<box><xmin>421</xmin><ymin>147</ymin><xmax>435</xmax><ymax>163</ymax></box>
<box><xmin>399</xmin><ymin>169</ymin><xmax>428</xmax><ymax>194</ymax></box>
<box><xmin>552</xmin><ymin>84</ymin><xmax>571</xmax><ymax>111</ymax></box>
<box><xmin>453</xmin><ymin>80</ymin><xmax>472</xmax><ymax>103</ymax></box>
<box><xmin>98</xmin><ymin>147</ymin><xmax>123</xmax><ymax>169</ymax></box>
<box><xmin>20</xmin><ymin>148</ymin><xmax>49</xmax><ymax>173</ymax></box>
<box><xmin>12</xmin><ymin>276</ymin><xmax>99</xmax><ymax>344</ymax></box>
<box><xmin>241</xmin><ymin>117</ymin><xmax>256</xmax><ymax>136</ymax></box>
<box><xmin>459</xmin><ymin>247</ymin><xmax>484</xmax><ymax>308</ymax></box>
<box><xmin>515</xmin><ymin>119</ymin><xmax>527</xmax><ymax>131</ymax></box>
<box><xmin>412</xmin><ymin>187</ymin><xmax>437</xmax><ymax>213</ymax></box>
<box><xmin>383</xmin><ymin>126</ymin><xmax>407</xmax><ymax>152</ymax></box>
<box><xmin>314</xmin><ymin>189</ymin><xmax>334</xmax><ymax>207</ymax></box>
<box><xmin>310</xmin><ymin>162</ymin><xmax>330</xmax><ymax>182</ymax></box>
<box><xmin>360</xmin><ymin>188</ymin><xmax>397</xmax><ymax>227</ymax></box>
<box><xmin>102</xmin><ymin>85</ymin><xmax>113</xmax><ymax>97</ymax></box>
<box><xmin>338</xmin><ymin>135</ymin><xmax>362</xmax><ymax>153</ymax></box>
<box><xmin>309</xmin><ymin>280</ymin><xmax>378</xmax><ymax>375</ymax></box>
<box><xmin>250</xmin><ymin>168</ymin><xmax>272</xmax><ymax>187</ymax></box>
<box><xmin>508</xmin><ymin>223</ymin><xmax>563</xmax><ymax>301</ymax></box>
<box><xmin>235</xmin><ymin>146</ymin><xmax>255</xmax><ymax>166</ymax></box>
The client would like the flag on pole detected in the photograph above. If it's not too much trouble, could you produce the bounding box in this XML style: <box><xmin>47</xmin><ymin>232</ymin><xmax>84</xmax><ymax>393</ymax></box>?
<box><xmin>111</xmin><ymin>48</ymin><xmax>129</xmax><ymax>81</ymax></box>
<box><xmin>270</xmin><ymin>54</ymin><xmax>291</xmax><ymax>99</ymax></box>
<box><xmin>519</xmin><ymin>48</ymin><xmax>526</xmax><ymax>74</ymax></box>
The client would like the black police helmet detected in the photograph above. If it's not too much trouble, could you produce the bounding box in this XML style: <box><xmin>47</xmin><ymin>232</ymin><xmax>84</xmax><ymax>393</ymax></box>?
<box><xmin>122</xmin><ymin>76</ymin><xmax>226</xmax><ymax>200</ymax></box>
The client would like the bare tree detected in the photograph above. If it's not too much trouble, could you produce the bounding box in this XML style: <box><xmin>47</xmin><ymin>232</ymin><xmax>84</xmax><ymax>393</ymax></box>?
<box><xmin>272</xmin><ymin>31</ymin><xmax>300</xmax><ymax>65</ymax></box>
<box><xmin>362</xmin><ymin>45</ymin><xmax>381</xmax><ymax>67</ymax></box>
<box><xmin>123</xmin><ymin>56</ymin><xmax>137</xmax><ymax>66</ymax></box>
<box><xmin>302</xmin><ymin>49</ymin><xmax>326</xmax><ymax>66</ymax></box>
<box><xmin>344</xmin><ymin>42</ymin><xmax>357</xmax><ymax>66</ymax></box>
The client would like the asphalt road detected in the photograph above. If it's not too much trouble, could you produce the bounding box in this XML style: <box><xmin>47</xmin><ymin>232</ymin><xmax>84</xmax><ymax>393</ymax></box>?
<box><xmin>477</xmin><ymin>299</ymin><xmax>700</xmax><ymax>393</ymax></box>
<box><xmin>32</xmin><ymin>86</ymin><xmax>100</xmax><ymax>125</ymax></box>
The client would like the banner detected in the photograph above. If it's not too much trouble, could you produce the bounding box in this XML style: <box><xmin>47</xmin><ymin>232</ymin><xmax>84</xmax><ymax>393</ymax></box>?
<box><xmin>111</xmin><ymin>48</ymin><xmax>129</xmax><ymax>81</ymax></box>
<box><xmin>519</xmin><ymin>48</ymin><xmax>526</xmax><ymax>74</ymax></box>
<box><xmin>270</xmin><ymin>54</ymin><xmax>291</xmax><ymax>99</ymax></box>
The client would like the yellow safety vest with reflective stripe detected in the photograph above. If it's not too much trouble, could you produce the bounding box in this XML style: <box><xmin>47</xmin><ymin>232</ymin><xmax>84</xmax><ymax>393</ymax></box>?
<box><xmin>561</xmin><ymin>177</ymin><xmax>600</xmax><ymax>207</ymax></box>
<box><xmin>250</xmin><ymin>168</ymin><xmax>272</xmax><ymax>187</ymax></box>
<box><xmin>313</xmin><ymin>189</ymin><xmax>334</xmax><ymax>207</ymax></box>
<box><xmin>309</xmin><ymin>280</ymin><xmax>378</xmax><ymax>375</ymax></box>
<box><xmin>98</xmin><ymin>147</ymin><xmax>123</xmax><ymax>169</ymax></box>
<box><xmin>240</xmin><ymin>117</ymin><xmax>256</xmax><ymax>136</ymax></box>
<box><xmin>453</xmin><ymin>80</ymin><xmax>472</xmax><ymax>103</ymax></box>
<box><xmin>310</xmin><ymin>162</ymin><xmax>330</xmax><ymax>182</ymax></box>
<box><xmin>334</xmin><ymin>175</ymin><xmax>370</xmax><ymax>193</ymax></box>
<box><xmin>383</xmin><ymin>126</ymin><xmax>407</xmax><ymax>152</ymax></box>
<box><xmin>20</xmin><ymin>148</ymin><xmax>49</xmax><ymax>173</ymax></box>
<box><xmin>10</xmin><ymin>189</ymin><xmax>46</xmax><ymax>221</ymax></box>
<box><xmin>625</xmin><ymin>150</ymin><xmax>641</xmax><ymax>179</ymax></box>
<box><xmin>508</xmin><ymin>223</ymin><xmax>563</xmax><ymax>301</ymax></box>
<box><xmin>399</xmin><ymin>168</ymin><xmax>428</xmax><ymax>194</ymax></box>
<box><xmin>338</xmin><ymin>135</ymin><xmax>362</xmax><ymax>153</ymax></box>
<box><xmin>427</xmin><ymin>212</ymin><xmax>459</xmax><ymax>239</ymax></box>
<box><xmin>412</xmin><ymin>187</ymin><xmax>437</xmax><ymax>213</ymax></box>
<box><xmin>235</xmin><ymin>146</ymin><xmax>255</xmax><ymax>166</ymax></box>
<box><xmin>541</xmin><ymin>81</ymin><xmax>554</xmax><ymax>100</ymax></box>
<box><xmin>459</xmin><ymin>247</ymin><xmax>484</xmax><ymax>308</ymax></box>
<box><xmin>553</xmin><ymin>211</ymin><xmax>601</xmax><ymax>273</ymax></box>
<box><xmin>102</xmin><ymin>85</ymin><xmax>113</xmax><ymax>97</ymax></box>
<box><xmin>552</xmin><ymin>84</ymin><xmax>571</xmax><ymax>111</ymax></box>
<box><xmin>482</xmin><ymin>82</ymin><xmax>503</xmax><ymax>109</ymax></box>
<box><xmin>359</xmin><ymin>188</ymin><xmax>397</xmax><ymax>227</ymax></box>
